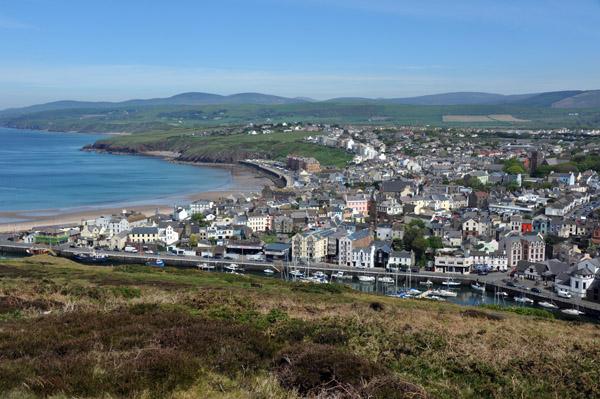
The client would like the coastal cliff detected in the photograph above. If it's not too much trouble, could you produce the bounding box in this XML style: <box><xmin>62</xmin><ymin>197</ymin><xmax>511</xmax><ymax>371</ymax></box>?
<box><xmin>87</xmin><ymin>129</ymin><xmax>353</xmax><ymax>167</ymax></box>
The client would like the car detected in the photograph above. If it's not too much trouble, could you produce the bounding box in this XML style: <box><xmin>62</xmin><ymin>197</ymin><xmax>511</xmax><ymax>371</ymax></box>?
<box><xmin>145</xmin><ymin>250</ymin><xmax>154</xmax><ymax>255</ymax></box>
<box><xmin>266</xmin><ymin>258</ymin><xmax>274</xmax><ymax>263</ymax></box>
<box><xmin>531</xmin><ymin>287</ymin><xmax>542</xmax><ymax>293</ymax></box>
<box><xmin>213</xmin><ymin>254</ymin><xmax>222</xmax><ymax>259</ymax></box>
<box><xmin>478</xmin><ymin>271</ymin><xmax>488</xmax><ymax>276</ymax></box>
<box><xmin>519</xmin><ymin>285</ymin><xmax>529</xmax><ymax>291</ymax></box>
<box><xmin>506</xmin><ymin>281</ymin><xmax>516</xmax><ymax>287</ymax></box>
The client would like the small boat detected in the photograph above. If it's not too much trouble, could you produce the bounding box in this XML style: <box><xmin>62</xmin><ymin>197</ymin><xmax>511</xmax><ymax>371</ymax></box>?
<box><xmin>495</xmin><ymin>291</ymin><xmax>509</xmax><ymax>297</ymax></box>
<box><xmin>538</xmin><ymin>301</ymin><xmax>558</xmax><ymax>309</ymax></box>
<box><xmin>300</xmin><ymin>276</ymin><xmax>328</xmax><ymax>284</ymax></box>
<box><xmin>379</xmin><ymin>277</ymin><xmax>394</xmax><ymax>284</ymax></box>
<box><xmin>433</xmin><ymin>289</ymin><xmax>457</xmax><ymax>297</ymax></box>
<box><xmin>357</xmin><ymin>275</ymin><xmax>375</xmax><ymax>282</ymax></box>
<box><xmin>387</xmin><ymin>290</ymin><xmax>411</xmax><ymax>298</ymax></box>
<box><xmin>419</xmin><ymin>279</ymin><xmax>433</xmax><ymax>286</ymax></box>
<box><xmin>224</xmin><ymin>264</ymin><xmax>243</xmax><ymax>272</ymax></box>
<box><xmin>290</xmin><ymin>269</ymin><xmax>305</xmax><ymax>277</ymax></box>
<box><xmin>442</xmin><ymin>280</ymin><xmax>461</xmax><ymax>287</ymax></box>
<box><xmin>331</xmin><ymin>271</ymin><xmax>352</xmax><ymax>279</ymax></box>
<box><xmin>426</xmin><ymin>294</ymin><xmax>446</xmax><ymax>301</ymax></box>
<box><xmin>561</xmin><ymin>308</ymin><xmax>585</xmax><ymax>316</ymax></box>
<box><xmin>264</xmin><ymin>268</ymin><xmax>275</xmax><ymax>274</ymax></box>
<box><xmin>75</xmin><ymin>252</ymin><xmax>109</xmax><ymax>262</ymax></box>
<box><xmin>146</xmin><ymin>259</ymin><xmax>165</xmax><ymax>267</ymax></box>
<box><xmin>406</xmin><ymin>288</ymin><xmax>422</xmax><ymax>295</ymax></box>
<box><xmin>471</xmin><ymin>283</ymin><xmax>485</xmax><ymax>292</ymax></box>
<box><xmin>515</xmin><ymin>296</ymin><xmax>534</xmax><ymax>304</ymax></box>
<box><xmin>26</xmin><ymin>247</ymin><xmax>55</xmax><ymax>256</ymax></box>
<box><xmin>312</xmin><ymin>271</ymin><xmax>327</xmax><ymax>279</ymax></box>
<box><xmin>197</xmin><ymin>263</ymin><xmax>215</xmax><ymax>271</ymax></box>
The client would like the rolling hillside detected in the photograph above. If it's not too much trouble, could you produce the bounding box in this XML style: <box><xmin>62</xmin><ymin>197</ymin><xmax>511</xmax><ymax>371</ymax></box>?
<box><xmin>1</xmin><ymin>102</ymin><xmax>599</xmax><ymax>132</ymax></box>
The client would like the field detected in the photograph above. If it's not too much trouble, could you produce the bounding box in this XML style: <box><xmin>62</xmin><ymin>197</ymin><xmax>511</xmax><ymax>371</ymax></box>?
<box><xmin>93</xmin><ymin>130</ymin><xmax>355</xmax><ymax>168</ymax></box>
<box><xmin>1</xmin><ymin>102</ymin><xmax>599</xmax><ymax>132</ymax></box>
<box><xmin>1</xmin><ymin>256</ymin><xmax>600</xmax><ymax>398</ymax></box>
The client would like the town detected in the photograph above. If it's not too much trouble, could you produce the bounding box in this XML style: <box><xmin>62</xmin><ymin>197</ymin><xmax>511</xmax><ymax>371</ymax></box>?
<box><xmin>5</xmin><ymin>123</ymin><xmax>600</xmax><ymax>312</ymax></box>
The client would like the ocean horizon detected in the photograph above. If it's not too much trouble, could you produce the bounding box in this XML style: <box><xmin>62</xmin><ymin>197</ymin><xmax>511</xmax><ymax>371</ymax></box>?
<box><xmin>0</xmin><ymin>127</ymin><xmax>233</xmax><ymax>215</ymax></box>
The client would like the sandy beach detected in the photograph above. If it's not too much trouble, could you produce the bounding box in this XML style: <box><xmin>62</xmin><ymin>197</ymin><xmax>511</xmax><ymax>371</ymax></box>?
<box><xmin>0</xmin><ymin>163</ymin><xmax>273</xmax><ymax>233</ymax></box>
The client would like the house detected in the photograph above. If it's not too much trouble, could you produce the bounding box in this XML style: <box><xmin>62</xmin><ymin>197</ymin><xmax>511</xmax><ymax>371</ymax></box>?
<box><xmin>128</xmin><ymin>227</ymin><xmax>159</xmax><ymax>244</ymax></box>
<box><xmin>338</xmin><ymin>228</ymin><xmax>373</xmax><ymax>266</ymax></box>
<box><xmin>291</xmin><ymin>228</ymin><xmax>335</xmax><ymax>262</ymax></box>
<box><xmin>433</xmin><ymin>249</ymin><xmax>471</xmax><ymax>274</ymax></box>
<box><xmin>501</xmin><ymin>233</ymin><xmax>546</xmax><ymax>268</ymax></box>
<box><xmin>388</xmin><ymin>250</ymin><xmax>414</xmax><ymax>269</ymax></box>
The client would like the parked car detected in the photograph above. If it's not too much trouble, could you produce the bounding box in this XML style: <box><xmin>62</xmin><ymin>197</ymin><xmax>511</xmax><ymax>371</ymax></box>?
<box><xmin>519</xmin><ymin>285</ymin><xmax>529</xmax><ymax>291</ymax></box>
<box><xmin>531</xmin><ymin>287</ymin><xmax>542</xmax><ymax>293</ymax></box>
<box><xmin>506</xmin><ymin>281</ymin><xmax>516</xmax><ymax>287</ymax></box>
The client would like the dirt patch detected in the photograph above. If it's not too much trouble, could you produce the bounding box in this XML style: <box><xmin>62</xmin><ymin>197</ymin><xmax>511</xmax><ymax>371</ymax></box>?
<box><xmin>443</xmin><ymin>115</ymin><xmax>493</xmax><ymax>122</ymax></box>
<box><xmin>273</xmin><ymin>343</ymin><xmax>428</xmax><ymax>398</ymax></box>
<box><xmin>488</xmin><ymin>114</ymin><xmax>531</xmax><ymax>122</ymax></box>
<box><xmin>0</xmin><ymin>264</ymin><xmax>40</xmax><ymax>278</ymax></box>
<box><xmin>0</xmin><ymin>295</ymin><xmax>62</xmax><ymax>313</ymax></box>
<box><xmin>91</xmin><ymin>276</ymin><xmax>194</xmax><ymax>290</ymax></box>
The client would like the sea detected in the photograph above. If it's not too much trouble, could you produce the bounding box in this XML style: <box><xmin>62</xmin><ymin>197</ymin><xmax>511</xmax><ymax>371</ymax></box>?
<box><xmin>0</xmin><ymin>127</ymin><xmax>232</xmax><ymax>220</ymax></box>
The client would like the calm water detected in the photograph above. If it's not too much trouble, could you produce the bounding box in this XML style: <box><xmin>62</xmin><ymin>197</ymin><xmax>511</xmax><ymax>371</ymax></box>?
<box><xmin>0</xmin><ymin>127</ymin><xmax>232</xmax><ymax>213</ymax></box>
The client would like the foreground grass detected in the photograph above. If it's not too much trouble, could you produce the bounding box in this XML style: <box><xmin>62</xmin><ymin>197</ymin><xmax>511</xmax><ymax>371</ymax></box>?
<box><xmin>1</xmin><ymin>256</ymin><xmax>600</xmax><ymax>398</ymax></box>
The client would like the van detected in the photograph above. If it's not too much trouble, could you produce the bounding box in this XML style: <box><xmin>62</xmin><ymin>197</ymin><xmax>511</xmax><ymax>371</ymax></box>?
<box><xmin>124</xmin><ymin>246</ymin><xmax>138</xmax><ymax>253</ymax></box>
<box><xmin>557</xmin><ymin>289</ymin><xmax>572</xmax><ymax>298</ymax></box>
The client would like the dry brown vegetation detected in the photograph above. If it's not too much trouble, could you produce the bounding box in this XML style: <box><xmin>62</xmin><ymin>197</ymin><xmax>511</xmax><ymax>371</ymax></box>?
<box><xmin>1</xmin><ymin>256</ymin><xmax>600</xmax><ymax>398</ymax></box>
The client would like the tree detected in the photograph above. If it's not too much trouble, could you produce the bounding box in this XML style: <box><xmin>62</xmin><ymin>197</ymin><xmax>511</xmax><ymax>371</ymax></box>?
<box><xmin>191</xmin><ymin>213</ymin><xmax>209</xmax><ymax>227</ymax></box>
<box><xmin>189</xmin><ymin>235</ymin><xmax>197</xmax><ymax>247</ymax></box>
<box><xmin>523</xmin><ymin>213</ymin><xmax>532</xmax><ymax>220</ymax></box>
<box><xmin>408</xmin><ymin>219</ymin><xmax>425</xmax><ymax>229</ymax></box>
<box><xmin>505</xmin><ymin>165</ymin><xmax>525</xmax><ymax>175</ymax></box>
<box><xmin>522</xmin><ymin>181</ymin><xmax>533</xmax><ymax>189</ymax></box>
<box><xmin>466</xmin><ymin>177</ymin><xmax>484</xmax><ymax>190</ymax></box>
<box><xmin>427</xmin><ymin>236</ymin><xmax>443</xmax><ymax>250</ymax></box>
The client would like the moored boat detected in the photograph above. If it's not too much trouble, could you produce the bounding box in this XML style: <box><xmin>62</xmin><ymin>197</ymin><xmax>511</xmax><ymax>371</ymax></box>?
<box><xmin>146</xmin><ymin>259</ymin><xmax>165</xmax><ymax>267</ymax></box>
<box><xmin>264</xmin><ymin>268</ymin><xmax>275</xmax><ymax>274</ymax></box>
<box><xmin>357</xmin><ymin>275</ymin><xmax>375</xmax><ymax>282</ymax></box>
<box><xmin>75</xmin><ymin>252</ymin><xmax>109</xmax><ymax>262</ymax></box>
<box><xmin>538</xmin><ymin>301</ymin><xmax>558</xmax><ymax>309</ymax></box>
<box><xmin>442</xmin><ymin>280</ymin><xmax>461</xmax><ymax>287</ymax></box>
<box><xmin>471</xmin><ymin>283</ymin><xmax>485</xmax><ymax>292</ymax></box>
<box><xmin>331</xmin><ymin>271</ymin><xmax>352</xmax><ymax>279</ymax></box>
<box><xmin>224</xmin><ymin>264</ymin><xmax>243</xmax><ymax>272</ymax></box>
<box><xmin>419</xmin><ymin>279</ymin><xmax>433</xmax><ymax>286</ymax></box>
<box><xmin>197</xmin><ymin>263</ymin><xmax>215</xmax><ymax>271</ymax></box>
<box><xmin>379</xmin><ymin>276</ymin><xmax>394</xmax><ymax>284</ymax></box>
<box><xmin>561</xmin><ymin>308</ymin><xmax>585</xmax><ymax>316</ymax></box>
<box><xmin>290</xmin><ymin>269</ymin><xmax>305</xmax><ymax>277</ymax></box>
<box><xmin>433</xmin><ymin>289</ymin><xmax>457</xmax><ymax>297</ymax></box>
<box><xmin>515</xmin><ymin>296</ymin><xmax>534</xmax><ymax>304</ymax></box>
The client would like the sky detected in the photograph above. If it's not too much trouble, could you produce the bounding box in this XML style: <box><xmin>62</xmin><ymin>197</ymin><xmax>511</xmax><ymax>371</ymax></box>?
<box><xmin>1</xmin><ymin>0</ymin><xmax>600</xmax><ymax>109</ymax></box>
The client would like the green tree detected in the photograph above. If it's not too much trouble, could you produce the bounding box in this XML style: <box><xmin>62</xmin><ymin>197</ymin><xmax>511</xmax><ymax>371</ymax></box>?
<box><xmin>191</xmin><ymin>213</ymin><xmax>210</xmax><ymax>227</ymax></box>
<box><xmin>408</xmin><ymin>219</ymin><xmax>425</xmax><ymax>229</ymax></box>
<box><xmin>189</xmin><ymin>235</ymin><xmax>197</xmax><ymax>247</ymax></box>
<box><xmin>505</xmin><ymin>165</ymin><xmax>525</xmax><ymax>175</ymax></box>
<box><xmin>427</xmin><ymin>236</ymin><xmax>443</xmax><ymax>250</ymax></box>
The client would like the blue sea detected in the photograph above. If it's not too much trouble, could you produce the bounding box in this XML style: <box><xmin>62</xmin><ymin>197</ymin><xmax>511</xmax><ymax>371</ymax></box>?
<box><xmin>0</xmin><ymin>127</ymin><xmax>232</xmax><ymax>217</ymax></box>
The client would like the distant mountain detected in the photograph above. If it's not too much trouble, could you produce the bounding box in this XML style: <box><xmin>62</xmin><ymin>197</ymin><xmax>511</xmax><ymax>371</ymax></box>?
<box><xmin>381</xmin><ymin>92</ymin><xmax>537</xmax><ymax>106</ymax></box>
<box><xmin>0</xmin><ymin>92</ymin><xmax>308</xmax><ymax>115</ymax></box>
<box><xmin>3</xmin><ymin>90</ymin><xmax>600</xmax><ymax>116</ymax></box>
<box><xmin>552</xmin><ymin>90</ymin><xmax>600</xmax><ymax>108</ymax></box>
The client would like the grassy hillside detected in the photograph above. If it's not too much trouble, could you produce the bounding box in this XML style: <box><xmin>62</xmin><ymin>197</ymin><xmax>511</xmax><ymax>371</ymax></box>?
<box><xmin>2</xmin><ymin>102</ymin><xmax>600</xmax><ymax>131</ymax></box>
<box><xmin>1</xmin><ymin>256</ymin><xmax>599</xmax><ymax>399</ymax></box>
<box><xmin>93</xmin><ymin>130</ymin><xmax>354</xmax><ymax>168</ymax></box>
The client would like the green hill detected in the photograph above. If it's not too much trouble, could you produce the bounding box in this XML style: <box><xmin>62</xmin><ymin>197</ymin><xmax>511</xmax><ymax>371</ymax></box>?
<box><xmin>1</xmin><ymin>256</ymin><xmax>599</xmax><ymax>399</ymax></box>
<box><xmin>2</xmin><ymin>102</ymin><xmax>600</xmax><ymax>131</ymax></box>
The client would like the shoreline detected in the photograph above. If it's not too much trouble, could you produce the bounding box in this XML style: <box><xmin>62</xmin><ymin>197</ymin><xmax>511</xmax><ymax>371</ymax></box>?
<box><xmin>0</xmin><ymin>152</ymin><xmax>276</xmax><ymax>234</ymax></box>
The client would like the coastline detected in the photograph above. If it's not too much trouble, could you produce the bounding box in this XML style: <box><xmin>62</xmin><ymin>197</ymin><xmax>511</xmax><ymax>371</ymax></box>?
<box><xmin>0</xmin><ymin>155</ymin><xmax>275</xmax><ymax>234</ymax></box>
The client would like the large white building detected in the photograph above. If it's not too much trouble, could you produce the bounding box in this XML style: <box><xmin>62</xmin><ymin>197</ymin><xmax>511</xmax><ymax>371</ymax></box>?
<box><xmin>501</xmin><ymin>233</ymin><xmax>546</xmax><ymax>269</ymax></box>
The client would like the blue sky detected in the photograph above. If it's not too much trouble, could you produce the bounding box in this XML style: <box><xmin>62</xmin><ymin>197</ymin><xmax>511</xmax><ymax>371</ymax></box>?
<box><xmin>1</xmin><ymin>0</ymin><xmax>599</xmax><ymax>108</ymax></box>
